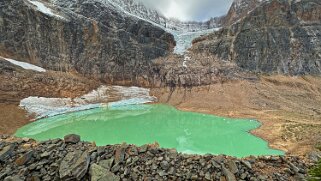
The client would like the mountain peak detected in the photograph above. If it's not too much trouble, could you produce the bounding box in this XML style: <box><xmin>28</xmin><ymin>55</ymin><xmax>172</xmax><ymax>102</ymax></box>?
<box><xmin>222</xmin><ymin>0</ymin><xmax>267</xmax><ymax>26</ymax></box>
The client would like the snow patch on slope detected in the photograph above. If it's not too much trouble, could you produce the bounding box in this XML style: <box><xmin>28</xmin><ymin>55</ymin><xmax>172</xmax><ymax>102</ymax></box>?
<box><xmin>1</xmin><ymin>57</ymin><xmax>46</xmax><ymax>72</ymax></box>
<box><xmin>27</xmin><ymin>0</ymin><xmax>65</xmax><ymax>20</ymax></box>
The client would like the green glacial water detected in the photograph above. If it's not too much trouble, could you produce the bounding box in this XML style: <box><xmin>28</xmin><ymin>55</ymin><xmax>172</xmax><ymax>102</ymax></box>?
<box><xmin>16</xmin><ymin>104</ymin><xmax>284</xmax><ymax>157</ymax></box>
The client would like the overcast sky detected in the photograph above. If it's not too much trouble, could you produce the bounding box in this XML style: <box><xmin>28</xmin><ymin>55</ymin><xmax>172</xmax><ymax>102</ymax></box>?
<box><xmin>138</xmin><ymin>0</ymin><xmax>234</xmax><ymax>21</ymax></box>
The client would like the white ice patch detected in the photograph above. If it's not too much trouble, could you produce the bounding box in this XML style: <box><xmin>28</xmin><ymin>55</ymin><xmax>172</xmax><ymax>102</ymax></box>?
<box><xmin>112</xmin><ymin>86</ymin><xmax>156</xmax><ymax>100</ymax></box>
<box><xmin>73</xmin><ymin>86</ymin><xmax>109</xmax><ymax>105</ymax></box>
<box><xmin>183</xmin><ymin>61</ymin><xmax>187</xmax><ymax>68</ymax></box>
<box><xmin>20</xmin><ymin>85</ymin><xmax>156</xmax><ymax>119</ymax></box>
<box><xmin>109</xmin><ymin>98</ymin><xmax>154</xmax><ymax>108</ymax></box>
<box><xmin>1</xmin><ymin>57</ymin><xmax>46</xmax><ymax>72</ymax></box>
<box><xmin>20</xmin><ymin>97</ymin><xmax>101</xmax><ymax>118</ymax></box>
<box><xmin>27</xmin><ymin>0</ymin><xmax>65</xmax><ymax>20</ymax></box>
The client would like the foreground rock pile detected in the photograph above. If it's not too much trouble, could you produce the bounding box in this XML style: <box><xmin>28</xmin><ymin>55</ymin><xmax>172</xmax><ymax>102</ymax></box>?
<box><xmin>0</xmin><ymin>134</ymin><xmax>319</xmax><ymax>181</ymax></box>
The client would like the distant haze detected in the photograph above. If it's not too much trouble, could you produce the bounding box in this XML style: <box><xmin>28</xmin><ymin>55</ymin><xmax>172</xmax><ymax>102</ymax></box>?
<box><xmin>138</xmin><ymin>0</ymin><xmax>234</xmax><ymax>21</ymax></box>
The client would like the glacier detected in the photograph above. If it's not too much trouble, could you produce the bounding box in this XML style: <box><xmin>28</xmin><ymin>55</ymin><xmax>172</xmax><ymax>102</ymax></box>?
<box><xmin>172</xmin><ymin>28</ymin><xmax>220</xmax><ymax>55</ymax></box>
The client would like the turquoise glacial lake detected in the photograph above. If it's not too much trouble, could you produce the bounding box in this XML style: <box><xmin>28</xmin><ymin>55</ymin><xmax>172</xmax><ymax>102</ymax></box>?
<box><xmin>16</xmin><ymin>104</ymin><xmax>284</xmax><ymax>157</ymax></box>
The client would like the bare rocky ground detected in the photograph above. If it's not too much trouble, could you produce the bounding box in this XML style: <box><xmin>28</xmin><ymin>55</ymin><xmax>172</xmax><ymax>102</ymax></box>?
<box><xmin>0</xmin><ymin>134</ymin><xmax>320</xmax><ymax>181</ymax></box>
<box><xmin>151</xmin><ymin>75</ymin><xmax>321</xmax><ymax>156</ymax></box>
<box><xmin>0</xmin><ymin>104</ymin><xmax>30</xmax><ymax>135</ymax></box>
<box><xmin>0</xmin><ymin>58</ymin><xmax>100</xmax><ymax>104</ymax></box>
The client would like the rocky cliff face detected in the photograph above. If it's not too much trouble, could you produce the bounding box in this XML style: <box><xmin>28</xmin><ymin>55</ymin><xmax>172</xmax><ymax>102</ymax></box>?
<box><xmin>0</xmin><ymin>0</ymin><xmax>175</xmax><ymax>85</ymax></box>
<box><xmin>149</xmin><ymin>52</ymin><xmax>256</xmax><ymax>88</ymax></box>
<box><xmin>221</xmin><ymin>0</ymin><xmax>266</xmax><ymax>26</ymax></box>
<box><xmin>192</xmin><ymin>0</ymin><xmax>321</xmax><ymax>75</ymax></box>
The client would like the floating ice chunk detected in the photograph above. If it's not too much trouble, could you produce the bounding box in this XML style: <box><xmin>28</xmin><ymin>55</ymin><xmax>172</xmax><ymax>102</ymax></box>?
<box><xmin>109</xmin><ymin>97</ymin><xmax>154</xmax><ymax>108</ymax></box>
<box><xmin>1</xmin><ymin>57</ymin><xmax>46</xmax><ymax>72</ymax></box>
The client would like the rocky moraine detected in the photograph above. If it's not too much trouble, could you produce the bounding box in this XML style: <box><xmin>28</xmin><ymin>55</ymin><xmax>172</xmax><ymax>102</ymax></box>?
<box><xmin>0</xmin><ymin>135</ymin><xmax>320</xmax><ymax>181</ymax></box>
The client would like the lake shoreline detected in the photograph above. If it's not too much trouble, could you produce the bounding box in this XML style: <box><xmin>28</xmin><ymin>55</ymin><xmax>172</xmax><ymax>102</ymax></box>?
<box><xmin>151</xmin><ymin>76</ymin><xmax>321</xmax><ymax>156</ymax></box>
<box><xmin>15</xmin><ymin>104</ymin><xmax>283</xmax><ymax>158</ymax></box>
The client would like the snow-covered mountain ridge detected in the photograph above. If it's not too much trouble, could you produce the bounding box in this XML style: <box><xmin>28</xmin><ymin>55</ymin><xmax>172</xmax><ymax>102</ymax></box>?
<box><xmin>106</xmin><ymin>0</ymin><xmax>222</xmax><ymax>32</ymax></box>
<box><xmin>106</xmin><ymin>0</ymin><xmax>269</xmax><ymax>32</ymax></box>
<box><xmin>48</xmin><ymin>0</ymin><xmax>267</xmax><ymax>54</ymax></box>
<box><xmin>100</xmin><ymin>0</ymin><xmax>269</xmax><ymax>54</ymax></box>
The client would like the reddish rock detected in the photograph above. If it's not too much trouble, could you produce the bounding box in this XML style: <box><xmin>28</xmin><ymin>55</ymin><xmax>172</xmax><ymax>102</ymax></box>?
<box><xmin>15</xmin><ymin>151</ymin><xmax>34</xmax><ymax>166</ymax></box>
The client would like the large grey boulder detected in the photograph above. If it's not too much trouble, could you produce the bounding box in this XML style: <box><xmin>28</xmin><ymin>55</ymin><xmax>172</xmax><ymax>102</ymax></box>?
<box><xmin>98</xmin><ymin>158</ymin><xmax>114</xmax><ymax>170</ymax></box>
<box><xmin>89</xmin><ymin>163</ymin><xmax>120</xmax><ymax>181</ymax></box>
<box><xmin>0</xmin><ymin>145</ymin><xmax>14</xmax><ymax>162</ymax></box>
<box><xmin>64</xmin><ymin>134</ymin><xmax>81</xmax><ymax>144</ymax></box>
<box><xmin>227</xmin><ymin>160</ymin><xmax>239</xmax><ymax>174</ymax></box>
<box><xmin>222</xmin><ymin>166</ymin><xmax>237</xmax><ymax>181</ymax></box>
<box><xmin>59</xmin><ymin>150</ymin><xmax>90</xmax><ymax>180</ymax></box>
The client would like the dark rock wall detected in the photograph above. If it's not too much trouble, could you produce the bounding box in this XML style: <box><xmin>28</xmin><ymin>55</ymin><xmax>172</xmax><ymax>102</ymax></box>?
<box><xmin>149</xmin><ymin>54</ymin><xmax>251</xmax><ymax>88</ymax></box>
<box><xmin>192</xmin><ymin>0</ymin><xmax>321</xmax><ymax>75</ymax></box>
<box><xmin>221</xmin><ymin>0</ymin><xmax>262</xmax><ymax>26</ymax></box>
<box><xmin>0</xmin><ymin>0</ymin><xmax>175</xmax><ymax>85</ymax></box>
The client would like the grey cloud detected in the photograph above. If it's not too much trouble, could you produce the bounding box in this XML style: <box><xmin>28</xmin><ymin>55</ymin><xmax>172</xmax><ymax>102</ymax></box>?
<box><xmin>137</xmin><ymin>0</ymin><xmax>234</xmax><ymax>21</ymax></box>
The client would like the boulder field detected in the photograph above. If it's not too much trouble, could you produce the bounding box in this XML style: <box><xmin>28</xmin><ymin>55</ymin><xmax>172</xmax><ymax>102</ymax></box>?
<box><xmin>0</xmin><ymin>134</ymin><xmax>320</xmax><ymax>180</ymax></box>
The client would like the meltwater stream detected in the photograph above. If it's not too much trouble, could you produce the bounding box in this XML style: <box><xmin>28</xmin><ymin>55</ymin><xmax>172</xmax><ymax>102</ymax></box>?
<box><xmin>16</xmin><ymin>104</ymin><xmax>283</xmax><ymax>157</ymax></box>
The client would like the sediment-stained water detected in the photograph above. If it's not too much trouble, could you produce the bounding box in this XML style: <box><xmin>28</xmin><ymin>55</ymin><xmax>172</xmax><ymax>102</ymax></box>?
<box><xmin>16</xmin><ymin>104</ymin><xmax>284</xmax><ymax>157</ymax></box>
